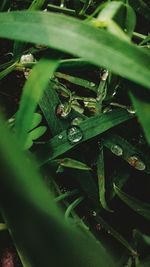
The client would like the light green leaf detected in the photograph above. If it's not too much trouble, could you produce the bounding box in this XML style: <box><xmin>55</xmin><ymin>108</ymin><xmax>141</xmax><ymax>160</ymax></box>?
<box><xmin>24</xmin><ymin>126</ymin><xmax>47</xmax><ymax>150</ymax></box>
<box><xmin>0</xmin><ymin>11</ymin><xmax>150</xmax><ymax>88</ymax></box>
<box><xmin>53</xmin><ymin>157</ymin><xmax>91</xmax><ymax>171</ymax></box>
<box><xmin>0</xmin><ymin>112</ymin><xmax>115</xmax><ymax>267</ymax></box>
<box><xmin>29</xmin><ymin>113</ymin><xmax>42</xmax><ymax>131</ymax></box>
<box><xmin>125</xmin><ymin>4</ymin><xmax>136</xmax><ymax>37</ymax></box>
<box><xmin>15</xmin><ymin>57</ymin><xmax>59</xmax><ymax>148</ymax></box>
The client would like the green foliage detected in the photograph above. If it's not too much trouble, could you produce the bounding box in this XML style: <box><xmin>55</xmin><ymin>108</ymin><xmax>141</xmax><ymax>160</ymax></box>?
<box><xmin>0</xmin><ymin>1</ymin><xmax>150</xmax><ymax>266</ymax></box>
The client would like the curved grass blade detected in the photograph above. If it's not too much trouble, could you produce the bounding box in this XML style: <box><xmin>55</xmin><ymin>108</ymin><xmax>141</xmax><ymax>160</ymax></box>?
<box><xmin>15</xmin><ymin>57</ymin><xmax>59</xmax><ymax>148</ymax></box>
<box><xmin>130</xmin><ymin>91</ymin><xmax>150</xmax><ymax>145</ymax></box>
<box><xmin>53</xmin><ymin>157</ymin><xmax>91</xmax><ymax>171</ymax></box>
<box><xmin>35</xmin><ymin>109</ymin><xmax>132</xmax><ymax>165</ymax></box>
<box><xmin>128</xmin><ymin>0</ymin><xmax>150</xmax><ymax>21</ymax></box>
<box><xmin>114</xmin><ymin>184</ymin><xmax>150</xmax><ymax>221</ymax></box>
<box><xmin>97</xmin><ymin>146</ymin><xmax>113</xmax><ymax>212</ymax></box>
<box><xmin>0</xmin><ymin>62</ymin><xmax>17</xmax><ymax>80</ymax></box>
<box><xmin>0</xmin><ymin>11</ymin><xmax>150</xmax><ymax>89</ymax></box>
<box><xmin>92</xmin><ymin>212</ymin><xmax>138</xmax><ymax>256</ymax></box>
<box><xmin>125</xmin><ymin>4</ymin><xmax>136</xmax><ymax>38</ymax></box>
<box><xmin>0</xmin><ymin>113</ymin><xmax>115</xmax><ymax>267</ymax></box>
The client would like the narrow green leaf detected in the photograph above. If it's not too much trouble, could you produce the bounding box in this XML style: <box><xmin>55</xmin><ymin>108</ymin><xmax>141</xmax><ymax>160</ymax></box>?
<box><xmin>0</xmin><ymin>113</ymin><xmax>114</xmax><ymax>267</ymax></box>
<box><xmin>0</xmin><ymin>62</ymin><xmax>17</xmax><ymax>80</ymax></box>
<box><xmin>114</xmin><ymin>184</ymin><xmax>150</xmax><ymax>221</ymax></box>
<box><xmin>93</xmin><ymin>213</ymin><xmax>137</xmax><ymax>256</ymax></box>
<box><xmin>128</xmin><ymin>0</ymin><xmax>150</xmax><ymax>21</ymax></box>
<box><xmin>29</xmin><ymin>112</ymin><xmax>42</xmax><ymax>131</ymax></box>
<box><xmin>97</xmin><ymin>1</ymin><xmax>123</xmax><ymax>21</ymax></box>
<box><xmin>53</xmin><ymin>157</ymin><xmax>91</xmax><ymax>171</ymax></box>
<box><xmin>39</xmin><ymin>83</ymin><xmax>98</xmax><ymax>207</ymax></box>
<box><xmin>29</xmin><ymin>0</ymin><xmax>48</xmax><ymax>10</ymax></box>
<box><xmin>97</xmin><ymin>147</ymin><xmax>112</xmax><ymax>212</ymax></box>
<box><xmin>130</xmin><ymin>91</ymin><xmax>150</xmax><ymax>145</ymax></box>
<box><xmin>125</xmin><ymin>4</ymin><xmax>136</xmax><ymax>37</ymax></box>
<box><xmin>0</xmin><ymin>11</ymin><xmax>150</xmax><ymax>88</ymax></box>
<box><xmin>15</xmin><ymin>57</ymin><xmax>59</xmax><ymax>148</ymax></box>
<box><xmin>35</xmin><ymin>109</ymin><xmax>132</xmax><ymax>165</ymax></box>
<box><xmin>24</xmin><ymin>126</ymin><xmax>47</xmax><ymax>150</ymax></box>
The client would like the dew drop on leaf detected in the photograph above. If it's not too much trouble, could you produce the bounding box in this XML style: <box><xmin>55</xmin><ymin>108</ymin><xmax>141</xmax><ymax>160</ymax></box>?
<box><xmin>127</xmin><ymin>156</ymin><xmax>146</xmax><ymax>171</ymax></box>
<box><xmin>67</xmin><ymin>126</ymin><xmax>83</xmax><ymax>145</ymax></box>
<box><xmin>127</xmin><ymin>107</ymin><xmax>136</xmax><ymax>114</ymax></box>
<box><xmin>20</xmin><ymin>53</ymin><xmax>34</xmax><ymax>64</ymax></box>
<box><xmin>58</xmin><ymin>134</ymin><xmax>63</xmax><ymax>140</ymax></box>
<box><xmin>71</xmin><ymin>117</ymin><xmax>83</xmax><ymax>126</ymax></box>
<box><xmin>90</xmin><ymin>82</ymin><xmax>96</xmax><ymax>88</ymax></box>
<box><xmin>111</xmin><ymin>145</ymin><xmax>123</xmax><ymax>156</ymax></box>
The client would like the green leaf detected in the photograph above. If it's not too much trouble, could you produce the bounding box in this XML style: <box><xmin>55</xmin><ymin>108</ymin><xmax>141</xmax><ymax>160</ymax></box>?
<box><xmin>35</xmin><ymin>109</ymin><xmax>132</xmax><ymax>165</ymax></box>
<box><xmin>24</xmin><ymin>126</ymin><xmax>47</xmax><ymax>150</ymax></box>
<box><xmin>0</xmin><ymin>11</ymin><xmax>150</xmax><ymax>88</ymax></box>
<box><xmin>125</xmin><ymin>4</ymin><xmax>136</xmax><ymax>37</ymax></box>
<box><xmin>29</xmin><ymin>112</ymin><xmax>42</xmax><ymax>131</ymax></box>
<box><xmin>15</xmin><ymin>57</ymin><xmax>59</xmax><ymax>148</ymax></box>
<box><xmin>93</xmin><ymin>212</ymin><xmax>137</xmax><ymax>256</ymax></box>
<box><xmin>130</xmin><ymin>91</ymin><xmax>150</xmax><ymax>145</ymax></box>
<box><xmin>97</xmin><ymin>146</ymin><xmax>112</xmax><ymax>212</ymax></box>
<box><xmin>114</xmin><ymin>184</ymin><xmax>150</xmax><ymax>221</ymax></box>
<box><xmin>0</xmin><ymin>112</ymin><xmax>115</xmax><ymax>267</ymax></box>
<box><xmin>128</xmin><ymin>0</ymin><xmax>150</xmax><ymax>21</ymax></box>
<box><xmin>39</xmin><ymin>83</ymin><xmax>98</xmax><ymax>207</ymax></box>
<box><xmin>0</xmin><ymin>62</ymin><xmax>17</xmax><ymax>80</ymax></box>
<box><xmin>29</xmin><ymin>0</ymin><xmax>48</xmax><ymax>10</ymax></box>
<box><xmin>53</xmin><ymin>157</ymin><xmax>91</xmax><ymax>171</ymax></box>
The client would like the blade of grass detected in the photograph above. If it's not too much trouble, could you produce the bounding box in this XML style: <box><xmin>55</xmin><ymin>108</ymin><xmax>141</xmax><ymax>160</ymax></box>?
<box><xmin>0</xmin><ymin>112</ymin><xmax>115</xmax><ymax>267</ymax></box>
<box><xmin>97</xmin><ymin>146</ymin><xmax>112</xmax><ymax>212</ymax></box>
<box><xmin>114</xmin><ymin>184</ymin><xmax>150</xmax><ymax>221</ymax></box>
<box><xmin>130</xmin><ymin>91</ymin><xmax>150</xmax><ymax>145</ymax></box>
<box><xmin>128</xmin><ymin>0</ymin><xmax>150</xmax><ymax>21</ymax></box>
<box><xmin>35</xmin><ymin>109</ymin><xmax>132</xmax><ymax>165</ymax></box>
<box><xmin>15</xmin><ymin>57</ymin><xmax>59</xmax><ymax>148</ymax></box>
<box><xmin>0</xmin><ymin>11</ymin><xmax>150</xmax><ymax>88</ymax></box>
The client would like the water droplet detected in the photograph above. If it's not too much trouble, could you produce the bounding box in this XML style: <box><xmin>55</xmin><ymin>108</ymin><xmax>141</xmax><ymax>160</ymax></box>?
<box><xmin>20</xmin><ymin>53</ymin><xmax>34</xmax><ymax>64</ymax></box>
<box><xmin>111</xmin><ymin>145</ymin><xmax>123</xmax><ymax>156</ymax></box>
<box><xmin>90</xmin><ymin>82</ymin><xmax>96</xmax><ymax>88</ymax></box>
<box><xmin>103</xmin><ymin>107</ymin><xmax>112</xmax><ymax>113</ymax></box>
<box><xmin>58</xmin><ymin>134</ymin><xmax>63</xmax><ymax>140</ymax></box>
<box><xmin>127</xmin><ymin>107</ymin><xmax>136</xmax><ymax>114</ymax></box>
<box><xmin>127</xmin><ymin>156</ymin><xmax>146</xmax><ymax>171</ymax></box>
<box><xmin>92</xmin><ymin>211</ymin><xmax>97</xmax><ymax>217</ymax></box>
<box><xmin>67</xmin><ymin>126</ymin><xmax>83</xmax><ymax>145</ymax></box>
<box><xmin>101</xmin><ymin>70</ymin><xmax>109</xmax><ymax>81</ymax></box>
<box><xmin>71</xmin><ymin>117</ymin><xmax>83</xmax><ymax>126</ymax></box>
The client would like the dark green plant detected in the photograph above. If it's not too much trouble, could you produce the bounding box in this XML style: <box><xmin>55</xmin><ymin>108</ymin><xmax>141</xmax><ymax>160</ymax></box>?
<box><xmin>0</xmin><ymin>1</ymin><xmax>150</xmax><ymax>266</ymax></box>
